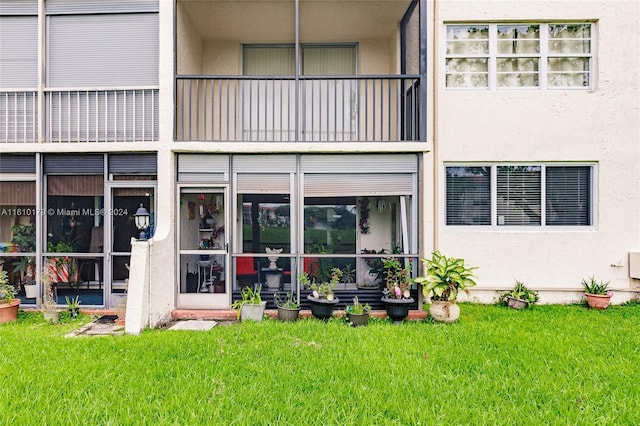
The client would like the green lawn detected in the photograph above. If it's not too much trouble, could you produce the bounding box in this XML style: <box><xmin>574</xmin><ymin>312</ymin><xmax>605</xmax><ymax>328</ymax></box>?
<box><xmin>1</xmin><ymin>303</ymin><xmax>639</xmax><ymax>425</ymax></box>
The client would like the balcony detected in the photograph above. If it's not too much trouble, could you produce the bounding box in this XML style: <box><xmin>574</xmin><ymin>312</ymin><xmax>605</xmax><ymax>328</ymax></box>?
<box><xmin>176</xmin><ymin>75</ymin><xmax>421</xmax><ymax>142</ymax></box>
<box><xmin>176</xmin><ymin>0</ymin><xmax>425</xmax><ymax>143</ymax></box>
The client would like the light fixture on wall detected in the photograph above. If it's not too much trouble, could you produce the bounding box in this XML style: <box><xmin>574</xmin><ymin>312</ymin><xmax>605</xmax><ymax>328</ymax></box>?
<box><xmin>134</xmin><ymin>204</ymin><xmax>150</xmax><ymax>241</ymax></box>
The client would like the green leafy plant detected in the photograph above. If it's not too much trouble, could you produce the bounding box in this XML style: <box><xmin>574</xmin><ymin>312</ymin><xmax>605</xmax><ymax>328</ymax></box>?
<box><xmin>415</xmin><ymin>250</ymin><xmax>478</xmax><ymax>301</ymax></box>
<box><xmin>11</xmin><ymin>223</ymin><xmax>36</xmax><ymax>252</ymax></box>
<box><xmin>12</xmin><ymin>256</ymin><xmax>35</xmax><ymax>284</ymax></box>
<box><xmin>344</xmin><ymin>296</ymin><xmax>370</xmax><ymax>315</ymax></box>
<box><xmin>0</xmin><ymin>270</ymin><xmax>16</xmax><ymax>303</ymax></box>
<box><xmin>300</xmin><ymin>267</ymin><xmax>342</xmax><ymax>300</ymax></box>
<box><xmin>361</xmin><ymin>248</ymin><xmax>387</xmax><ymax>284</ymax></box>
<box><xmin>341</xmin><ymin>264</ymin><xmax>355</xmax><ymax>284</ymax></box>
<box><xmin>65</xmin><ymin>295</ymin><xmax>81</xmax><ymax>310</ymax></box>
<box><xmin>582</xmin><ymin>276</ymin><xmax>611</xmax><ymax>295</ymax></box>
<box><xmin>273</xmin><ymin>292</ymin><xmax>299</xmax><ymax>309</ymax></box>
<box><xmin>231</xmin><ymin>284</ymin><xmax>263</xmax><ymax>319</ymax></box>
<box><xmin>499</xmin><ymin>280</ymin><xmax>539</xmax><ymax>307</ymax></box>
<box><xmin>381</xmin><ymin>256</ymin><xmax>412</xmax><ymax>299</ymax></box>
<box><xmin>47</xmin><ymin>241</ymin><xmax>74</xmax><ymax>253</ymax></box>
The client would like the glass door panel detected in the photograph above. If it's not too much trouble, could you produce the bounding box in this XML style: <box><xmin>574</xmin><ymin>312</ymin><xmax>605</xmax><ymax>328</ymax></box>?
<box><xmin>178</xmin><ymin>188</ymin><xmax>228</xmax><ymax>309</ymax></box>
<box><xmin>108</xmin><ymin>185</ymin><xmax>155</xmax><ymax>307</ymax></box>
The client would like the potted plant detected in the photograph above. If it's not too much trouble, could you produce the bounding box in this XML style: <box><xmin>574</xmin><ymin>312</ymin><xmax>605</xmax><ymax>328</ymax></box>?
<box><xmin>499</xmin><ymin>280</ymin><xmax>539</xmax><ymax>309</ymax></box>
<box><xmin>11</xmin><ymin>224</ymin><xmax>36</xmax><ymax>297</ymax></box>
<box><xmin>380</xmin><ymin>256</ymin><xmax>414</xmax><ymax>324</ymax></box>
<box><xmin>358</xmin><ymin>248</ymin><xmax>386</xmax><ymax>289</ymax></box>
<box><xmin>11</xmin><ymin>223</ymin><xmax>35</xmax><ymax>252</ymax></box>
<box><xmin>40</xmin><ymin>270</ymin><xmax>59</xmax><ymax>324</ymax></box>
<box><xmin>301</xmin><ymin>267</ymin><xmax>342</xmax><ymax>320</ymax></box>
<box><xmin>582</xmin><ymin>276</ymin><xmax>612</xmax><ymax>309</ymax></box>
<box><xmin>274</xmin><ymin>292</ymin><xmax>301</xmax><ymax>322</ymax></box>
<box><xmin>231</xmin><ymin>284</ymin><xmax>266</xmax><ymax>322</ymax></box>
<box><xmin>0</xmin><ymin>270</ymin><xmax>20</xmax><ymax>323</ymax></box>
<box><xmin>344</xmin><ymin>296</ymin><xmax>371</xmax><ymax>327</ymax></box>
<box><xmin>414</xmin><ymin>250</ymin><xmax>477</xmax><ymax>323</ymax></box>
<box><xmin>65</xmin><ymin>295</ymin><xmax>81</xmax><ymax>319</ymax></box>
<box><xmin>13</xmin><ymin>256</ymin><xmax>37</xmax><ymax>298</ymax></box>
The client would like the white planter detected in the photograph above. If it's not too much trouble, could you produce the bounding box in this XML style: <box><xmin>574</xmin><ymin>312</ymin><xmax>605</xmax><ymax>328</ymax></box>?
<box><xmin>43</xmin><ymin>310</ymin><xmax>60</xmax><ymax>324</ymax></box>
<box><xmin>240</xmin><ymin>301</ymin><xmax>267</xmax><ymax>322</ymax></box>
<box><xmin>24</xmin><ymin>283</ymin><xmax>38</xmax><ymax>299</ymax></box>
<box><xmin>429</xmin><ymin>300</ymin><xmax>460</xmax><ymax>323</ymax></box>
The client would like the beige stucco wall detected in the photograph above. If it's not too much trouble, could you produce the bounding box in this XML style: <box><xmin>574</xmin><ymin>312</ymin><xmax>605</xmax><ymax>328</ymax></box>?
<box><xmin>176</xmin><ymin>1</ymin><xmax>203</xmax><ymax>75</ymax></box>
<box><xmin>433</xmin><ymin>0</ymin><xmax>640</xmax><ymax>301</ymax></box>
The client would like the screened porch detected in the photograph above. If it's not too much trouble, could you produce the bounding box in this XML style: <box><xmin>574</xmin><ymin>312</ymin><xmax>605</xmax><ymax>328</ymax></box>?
<box><xmin>175</xmin><ymin>0</ymin><xmax>426</xmax><ymax>143</ymax></box>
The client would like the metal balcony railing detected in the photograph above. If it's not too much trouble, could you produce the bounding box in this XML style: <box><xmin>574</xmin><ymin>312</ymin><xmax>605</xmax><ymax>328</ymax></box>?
<box><xmin>45</xmin><ymin>88</ymin><xmax>159</xmax><ymax>143</ymax></box>
<box><xmin>0</xmin><ymin>87</ymin><xmax>159</xmax><ymax>143</ymax></box>
<box><xmin>0</xmin><ymin>90</ymin><xmax>38</xmax><ymax>143</ymax></box>
<box><xmin>176</xmin><ymin>75</ymin><xmax>422</xmax><ymax>142</ymax></box>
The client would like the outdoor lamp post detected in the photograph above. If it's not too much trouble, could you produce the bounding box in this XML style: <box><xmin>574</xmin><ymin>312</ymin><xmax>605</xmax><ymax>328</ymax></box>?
<box><xmin>134</xmin><ymin>204</ymin><xmax>150</xmax><ymax>241</ymax></box>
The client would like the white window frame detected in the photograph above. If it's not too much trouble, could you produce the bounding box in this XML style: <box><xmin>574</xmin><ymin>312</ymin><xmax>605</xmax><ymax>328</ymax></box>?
<box><xmin>445</xmin><ymin>22</ymin><xmax>594</xmax><ymax>90</ymax></box>
<box><xmin>444</xmin><ymin>163</ymin><xmax>596</xmax><ymax>229</ymax></box>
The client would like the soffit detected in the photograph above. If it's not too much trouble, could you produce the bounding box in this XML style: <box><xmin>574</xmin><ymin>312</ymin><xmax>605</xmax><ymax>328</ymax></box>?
<box><xmin>180</xmin><ymin>0</ymin><xmax>412</xmax><ymax>42</ymax></box>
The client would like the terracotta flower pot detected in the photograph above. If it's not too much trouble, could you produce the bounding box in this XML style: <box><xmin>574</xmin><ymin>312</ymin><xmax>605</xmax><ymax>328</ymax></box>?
<box><xmin>0</xmin><ymin>299</ymin><xmax>20</xmax><ymax>323</ymax></box>
<box><xmin>585</xmin><ymin>292</ymin><xmax>612</xmax><ymax>310</ymax></box>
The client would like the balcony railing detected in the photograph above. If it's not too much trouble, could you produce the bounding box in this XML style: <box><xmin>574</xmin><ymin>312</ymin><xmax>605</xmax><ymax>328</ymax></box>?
<box><xmin>1</xmin><ymin>90</ymin><xmax>38</xmax><ymax>143</ymax></box>
<box><xmin>0</xmin><ymin>87</ymin><xmax>159</xmax><ymax>143</ymax></box>
<box><xmin>46</xmin><ymin>88</ymin><xmax>159</xmax><ymax>143</ymax></box>
<box><xmin>176</xmin><ymin>75</ymin><xmax>422</xmax><ymax>142</ymax></box>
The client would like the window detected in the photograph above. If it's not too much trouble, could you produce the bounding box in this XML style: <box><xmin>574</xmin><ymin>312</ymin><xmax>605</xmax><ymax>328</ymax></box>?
<box><xmin>445</xmin><ymin>164</ymin><xmax>593</xmax><ymax>226</ymax></box>
<box><xmin>445</xmin><ymin>23</ymin><xmax>592</xmax><ymax>89</ymax></box>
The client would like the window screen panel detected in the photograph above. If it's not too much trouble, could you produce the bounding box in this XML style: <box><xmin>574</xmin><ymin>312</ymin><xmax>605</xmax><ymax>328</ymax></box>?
<box><xmin>546</xmin><ymin>166</ymin><xmax>591</xmax><ymax>225</ymax></box>
<box><xmin>446</xmin><ymin>167</ymin><xmax>491</xmax><ymax>225</ymax></box>
<box><xmin>497</xmin><ymin>166</ymin><xmax>541</xmax><ymax>226</ymax></box>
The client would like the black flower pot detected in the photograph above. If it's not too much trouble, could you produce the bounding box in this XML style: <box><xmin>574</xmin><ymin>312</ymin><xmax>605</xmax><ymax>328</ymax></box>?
<box><xmin>307</xmin><ymin>295</ymin><xmax>339</xmax><ymax>320</ymax></box>
<box><xmin>382</xmin><ymin>296</ymin><xmax>414</xmax><ymax>324</ymax></box>
<box><xmin>346</xmin><ymin>312</ymin><xmax>369</xmax><ymax>327</ymax></box>
<box><xmin>277</xmin><ymin>307</ymin><xmax>301</xmax><ymax>322</ymax></box>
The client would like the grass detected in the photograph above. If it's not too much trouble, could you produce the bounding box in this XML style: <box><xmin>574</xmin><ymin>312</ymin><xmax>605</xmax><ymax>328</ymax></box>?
<box><xmin>1</xmin><ymin>303</ymin><xmax>639</xmax><ymax>425</ymax></box>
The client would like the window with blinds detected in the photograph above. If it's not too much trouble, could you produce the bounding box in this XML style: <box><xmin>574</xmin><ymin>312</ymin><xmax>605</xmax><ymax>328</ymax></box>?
<box><xmin>445</xmin><ymin>166</ymin><xmax>491</xmax><ymax>225</ymax></box>
<box><xmin>445</xmin><ymin>164</ymin><xmax>593</xmax><ymax>227</ymax></box>
<box><xmin>546</xmin><ymin>166</ymin><xmax>591</xmax><ymax>226</ymax></box>
<box><xmin>497</xmin><ymin>166</ymin><xmax>541</xmax><ymax>226</ymax></box>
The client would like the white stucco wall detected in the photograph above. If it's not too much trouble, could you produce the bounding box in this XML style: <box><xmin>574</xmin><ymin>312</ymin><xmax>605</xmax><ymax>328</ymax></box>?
<box><xmin>433</xmin><ymin>0</ymin><xmax>640</xmax><ymax>301</ymax></box>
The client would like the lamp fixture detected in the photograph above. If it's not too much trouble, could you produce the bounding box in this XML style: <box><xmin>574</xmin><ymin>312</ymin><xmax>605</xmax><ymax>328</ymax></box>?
<box><xmin>134</xmin><ymin>204</ymin><xmax>150</xmax><ymax>241</ymax></box>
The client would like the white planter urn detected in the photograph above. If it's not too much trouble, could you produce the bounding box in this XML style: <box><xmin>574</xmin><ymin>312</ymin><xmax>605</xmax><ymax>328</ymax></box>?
<box><xmin>429</xmin><ymin>300</ymin><xmax>460</xmax><ymax>323</ymax></box>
